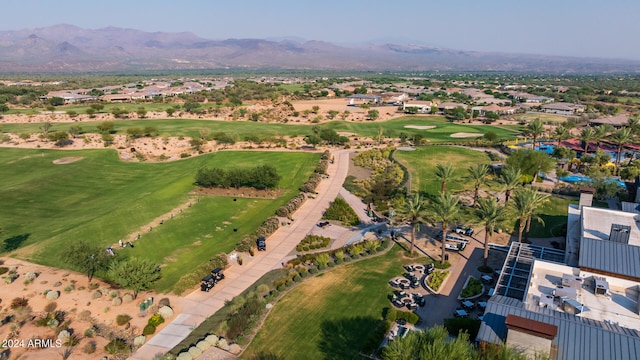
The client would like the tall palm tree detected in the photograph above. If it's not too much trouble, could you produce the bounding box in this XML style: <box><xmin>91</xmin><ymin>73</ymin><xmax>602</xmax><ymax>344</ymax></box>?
<box><xmin>474</xmin><ymin>197</ymin><xmax>508</xmax><ymax>268</ymax></box>
<box><xmin>499</xmin><ymin>167</ymin><xmax>522</xmax><ymax>203</ymax></box>
<box><xmin>526</xmin><ymin>118</ymin><xmax>545</xmax><ymax>149</ymax></box>
<box><xmin>466</xmin><ymin>164</ymin><xmax>489</xmax><ymax>206</ymax></box>
<box><xmin>610</xmin><ymin>127</ymin><xmax>634</xmax><ymax>168</ymax></box>
<box><xmin>553</xmin><ymin>125</ymin><xmax>570</xmax><ymax>148</ymax></box>
<box><xmin>382</xmin><ymin>326</ymin><xmax>475</xmax><ymax>360</ymax></box>
<box><xmin>434</xmin><ymin>163</ymin><xmax>454</xmax><ymax>195</ymax></box>
<box><xmin>593</xmin><ymin>125</ymin><xmax>612</xmax><ymax>151</ymax></box>
<box><xmin>397</xmin><ymin>194</ymin><xmax>427</xmax><ymax>254</ymax></box>
<box><xmin>428</xmin><ymin>193</ymin><xmax>460</xmax><ymax>265</ymax></box>
<box><xmin>626</xmin><ymin>116</ymin><xmax>640</xmax><ymax>136</ymax></box>
<box><xmin>580</xmin><ymin>127</ymin><xmax>596</xmax><ymax>155</ymax></box>
<box><xmin>510</xmin><ymin>188</ymin><xmax>550</xmax><ymax>243</ymax></box>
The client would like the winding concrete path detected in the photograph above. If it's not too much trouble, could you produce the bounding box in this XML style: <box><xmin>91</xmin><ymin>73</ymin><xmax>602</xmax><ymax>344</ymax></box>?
<box><xmin>131</xmin><ymin>149</ymin><xmax>352</xmax><ymax>360</ymax></box>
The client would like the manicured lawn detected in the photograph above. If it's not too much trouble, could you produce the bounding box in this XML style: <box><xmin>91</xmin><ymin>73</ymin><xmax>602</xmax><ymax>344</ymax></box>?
<box><xmin>394</xmin><ymin>146</ymin><xmax>494</xmax><ymax>195</ymax></box>
<box><xmin>0</xmin><ymin>148</ymin><xmax>318</xmax><ymax>291</ymax></box>
<box><xmin>242</xmin><ymin>246</ymin><xmax>407</xmax><ymax>360</ymax></box>
<box><xmin>526</xmin><ymin>196</ymin><xmax>576</xmax><ymax>238</ymax></box>
<box><xmin>0</xmin><ymin>116</ymin><xmax>521</xmax><ymax>143</ymax></box>
<box><xmin>517</xmin><ymin>112</ymin><xmax>568</xmax><ymax>123</ymax></box>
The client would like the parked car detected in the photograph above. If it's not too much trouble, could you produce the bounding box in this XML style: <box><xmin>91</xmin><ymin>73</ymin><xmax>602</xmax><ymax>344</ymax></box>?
<box><xmin>256</xmin><ymin>237</ymin><xmax>266</xmax><ymax>251</ymax></box>
<box><xmin>317</xmin><ymin>221</ymin><xmax>330</xmax><ymax>228</ymax></box>
<box><xmin>445</xmin><ymin>242</ymin><xmax>466</xmax><ymax>252</ymax></box>
<box><xmin>455</xmin><ymin>225</ymin><xmax>474</xmax><ymax>237</ymax></box>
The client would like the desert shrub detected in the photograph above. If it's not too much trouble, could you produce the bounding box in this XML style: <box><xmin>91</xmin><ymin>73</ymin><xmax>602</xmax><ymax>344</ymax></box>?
<box><xmin>158</xmin><ymin>298</ymin><xmax>171</xmax><ymax>307</ymax></box>
<box><xmin>460</xmin><ymin>277</ymin><xmax>483</xmax><ymax>298</ymax></box>
<box><xmin>104</xmin><ymin>338</ymin><xmax>129</xmax><ymax>355</ymax></box>
<box><xmin>88</xmin><ymin>283</ymin><xmax>100</xmax><ymax>290</ymax></box>
<box><xmin>323</xmin><ymin>197</ymin><xmax>360</xmax><ymax>226</ymax></box>
<box><xmin>300</xmin><ymin>173</ymin><xmax>322</xmax><ymax>193</ymax></box>
<box><xmin>0</xmin><ymin>267</ymin><xmax>8</xmax><ymax>275</ymax></box>
<box><xmin>143</xmin><ymin>324</ymin><xmax>157</xmax><ymax>336</ymax></box>
<box><xmin>158</xmin><ymin>306</ymin><xmax>174</xmax><ymax>320</ymax></box>
<box><xmin>44</xmin><ymin>302</ymin><xmax>57</xmax><ymax>313</ymax></box>
<box><xmin>84</xmin><ymin>327</ymin><xmax>95</xmax><ymax>338</ymax></box>
<box><xmin>83</xmin><ymin>340</ymin><xmax>97</xmax><ymax>354</ymax></box>
<box><xmin>10</xmin><ymin>297</ymin><xmax>29</xmax><ymax>309</ymax></box>
<box><xmin>116</xmin><ymin>314</ymin><xmax>132</xmax><ymax>326</ymax></box>
<box><xmin>148</xmin><ymin>313</ymin><xmax>165</xmax><ymax>327</ymax></box>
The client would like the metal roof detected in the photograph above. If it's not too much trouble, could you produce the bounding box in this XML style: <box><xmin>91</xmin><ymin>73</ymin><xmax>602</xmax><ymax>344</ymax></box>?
<box><xmin>579</xmin><ymin>238</ymin><xmax>640</xmax><ymax>279</ymax></box>
<box><xmin>621</xmin><ymin>202</ymin><xmax>640</xmax><ymax>215</ymax></box>
<box><xmin>477</xmin><ymin>295</ymin><xmax>640</xmax><ymax>360</ymax></box>
<box><xmin>494</xmin><ymin>242</ymin><xmax>565</xmax><ymax>301</ymax></box>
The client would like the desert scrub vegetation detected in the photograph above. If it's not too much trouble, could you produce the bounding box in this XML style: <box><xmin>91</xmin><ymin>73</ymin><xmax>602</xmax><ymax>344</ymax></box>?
<box><xmin>427</xmin><ymin>271</ymin><xmax>449</xmax><ymax>292</ymax></box>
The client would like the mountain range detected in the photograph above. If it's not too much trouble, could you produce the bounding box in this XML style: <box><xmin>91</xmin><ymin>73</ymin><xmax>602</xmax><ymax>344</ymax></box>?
<box><xmin>0</xmin><ymin>24</ymin><xmax>638</xmax><ymax>73</ymax></box>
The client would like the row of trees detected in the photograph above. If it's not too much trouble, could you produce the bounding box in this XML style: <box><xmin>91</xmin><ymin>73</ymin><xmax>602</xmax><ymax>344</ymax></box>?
<box><xmin>195</xmin><ymin>165</ymin><xmax>281</xmax><ymax>190</ymax></box>
<box><xmin>399</xmin><ymin>162</ymin><xmax>549</xmax><ymax>267</ymax></box>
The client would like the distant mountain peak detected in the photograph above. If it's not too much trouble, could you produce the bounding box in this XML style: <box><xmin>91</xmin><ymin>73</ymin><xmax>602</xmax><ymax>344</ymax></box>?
<box><xmin>0</xmin><ymin>24</ymin><xmax>637</xmax><ymax>73</ymax></box>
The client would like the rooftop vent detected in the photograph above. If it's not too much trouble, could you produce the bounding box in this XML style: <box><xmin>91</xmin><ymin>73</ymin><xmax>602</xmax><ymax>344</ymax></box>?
<box><xmin>609</xmin><ymin>224</ymin><xmax>631</xmax><ymax>244</ymax></box>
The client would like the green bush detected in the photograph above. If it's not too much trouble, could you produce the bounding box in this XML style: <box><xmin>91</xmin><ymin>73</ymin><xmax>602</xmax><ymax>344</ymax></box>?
<box><xmin>323</xmin><ymin>197</ymin><xmax>360</xmax><ymax>226</ymax></box>
<box><xmin>293</xmin><ymin>275</ymin><xmax>301</xmax><ymax>282</ymax></box>
<box><xmin>433</xmin><ymin>261</ymin><xmax>451</xmax><ymax>269</ymax></box>
<box><xmin>309</xmin><ymin>268</ymin><xmax>318</xmax><ymax>274</ymax></box>
<box><xmin>384</xmin><ymin>307</ymin><xmax>398</xmax><ymax>322</ymax></box>
<box><xmin>396</xmin><ymin>310</ymin><xmax>419</xmax><ymax>324</ymax></box>
<box><xmin>0</xmin><ymin>267</ymin><xmax>8</xmax><ymax>275</ymax></box>
<box><xmin>142</xmin><ymin>324</ymin><xmax>156</xmax><ymax>336</ymax></box>
<box><xmin>460</xmin><ymin>277</ymin><xmax>483</xmax><ymax>298</ymax></box>
<box><xmin>297</xmin><ymin>234</ymin><xmax>331</xmax><ymax>251</ymax></box>
<box><xmin>116</xmin><ymin>314</ymin><xmax>132</xmax><ymax>326</ymax></box>
<box><xmin>104</xmin><ymin>339</ymin><xmax>128</xmax><ymax>355</ymax></box>
<box><xmin>148</xmin><ymin>313</ymin><xmax>165</xmax><ymax>327</ymax></box>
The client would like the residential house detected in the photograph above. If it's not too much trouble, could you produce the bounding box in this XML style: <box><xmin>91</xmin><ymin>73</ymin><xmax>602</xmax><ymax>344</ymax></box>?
<box><xmin>541</xmin><ymin>103</ymin><xmax>586</xmax><ymax>115</ymax></box>
<box><xmin>589</xmin><ymin>115</ymin><xmax>630</xmax><ymax>128</ymax></box>
<box><xmin>346</xmin><ymin>94</ymin><xmax>382</xmax><ymax>105</ymax></box>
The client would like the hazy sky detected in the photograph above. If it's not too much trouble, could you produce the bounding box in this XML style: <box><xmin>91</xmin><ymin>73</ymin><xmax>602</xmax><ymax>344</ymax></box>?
<box><xmin>3</xmin><ymin>0</ymin><xmax>639</xmax><ymax>59</ymax></box>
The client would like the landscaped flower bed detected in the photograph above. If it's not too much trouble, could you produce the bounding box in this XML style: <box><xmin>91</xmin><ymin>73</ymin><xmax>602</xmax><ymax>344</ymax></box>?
<box><xmin>459</xmin><ymin>276</ymin><xmax>483</xmax><ymax>299</ymax></box>
<box><xmin>426</xmin><ymin>270</ymin><xmax>449</xmax><ymax>292</ymax></box>
<box><xmin>296</xmin><ymin>235</ymin><xmax>331</xmax><ymax>252</ymax></box>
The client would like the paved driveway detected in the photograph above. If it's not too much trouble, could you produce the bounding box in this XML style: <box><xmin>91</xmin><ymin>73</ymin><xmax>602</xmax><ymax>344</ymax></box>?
<box><xmin>131</xmin><ymin>149</ymin><xmax>352</xmax><ymax>359</ymax></box>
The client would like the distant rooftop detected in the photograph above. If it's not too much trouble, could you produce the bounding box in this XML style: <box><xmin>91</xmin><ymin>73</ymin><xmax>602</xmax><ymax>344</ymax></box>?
<box><xmin>581</xmin><ymin>207</ymin><xmax>640</xmax><ymax>246</ymax></box>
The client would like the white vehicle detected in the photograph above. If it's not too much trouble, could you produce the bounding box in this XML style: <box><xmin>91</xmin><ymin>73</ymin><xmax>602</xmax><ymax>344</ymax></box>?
<box><xmin>445</xmin><ymin>242</ymin><xmax>466</xmax><ymax>251</ymax></box>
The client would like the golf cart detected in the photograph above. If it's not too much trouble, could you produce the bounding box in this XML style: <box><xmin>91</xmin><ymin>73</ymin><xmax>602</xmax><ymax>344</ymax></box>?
<box><xmin>200</xmin><ymin>275</ymin><xmax>216</xmax><ymax>292</ymax></box>
<box><xmin>257</xmin><ymin>237</ymin><xmax>266</xmax><ymax>251</ymax></box>
<box><xmin>212</xmin><ymin>267</ymin><xmax>225</xmax><ymax>282</ymax></box>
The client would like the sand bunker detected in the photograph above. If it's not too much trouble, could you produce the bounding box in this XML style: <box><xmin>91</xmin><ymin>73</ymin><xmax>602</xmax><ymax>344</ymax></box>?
<box><xmin>450</xmin><ymin>132</ymin><xmax>483</xmax><ymax>138</ymax></box>
<box><xmin>52</xmin><ymin>156</ymin><xmax>83</xmax><ymax>164</ymax></box>
<box><xmin>404</xmin><ymin>125</ymin><xmax>436</xmax><ymax>130</ymax></box>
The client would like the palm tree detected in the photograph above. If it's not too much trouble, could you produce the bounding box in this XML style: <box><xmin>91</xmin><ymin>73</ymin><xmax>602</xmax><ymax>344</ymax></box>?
<box><xmin>553</xmin><ymin>125</ymin><xmax>570</xmax><ymax>148</ymax></box>
<box><xmin>510</xmin><ymin>188</ymin><xmax>550</xmax><ymax>243</ymax></box>
<box><xmin>580</xmin><ymin>127</ymin><xmax>596</xmax><ymax>155</ymax></box>
<box><xmin>434</xmin><ymin>163</ymin><xmax>454</xmax><ymax>195</ymax></box>
<box><xmin>526</xmin><ymin>118</ymin><xmax>545</xmax><ymax>149</ymax></box>
<box><xmin>499</xmin><ymin>167</ymin><xmax>522</xmax><ymax>203</ymax></box>
<box><xmin>428</xmin><ymin>193</ymin><xmax>460</xmax><ymax>265</ymax></box>
<box><xmin>466</xmin><ymin>164</ymin><xmax>489</xmax><ymax>206</ymax></box>
<box><xmin>627</xmin><ymin>116</ymin><xmax>640</xmax><ymax>136</ymax></box>
<box><xmin>397</xmin><ymin>194</ymin><xmax>427</xmax><ymax>254</ymax></box>
<box><xmin>382</xmin><ymin>326</ymin><xmax>475</xmax><ymax>360</ymax></box>
<box><xmin>593</xmin><ymin>125</ymin><xmax>612</xmax><ymax>151</ymax></box>
<box><xmin>610</xmin><ymin>127</ymin><xmax>634</xmax><ymax>168</ymax></box>
<box><xmin>474</xmin><ymin>197</ymin><xmax>508</xmax><ymax>268</ymax></box>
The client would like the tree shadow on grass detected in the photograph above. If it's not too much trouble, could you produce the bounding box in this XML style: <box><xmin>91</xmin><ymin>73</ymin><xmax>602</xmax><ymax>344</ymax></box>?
<box><xmin>318</xmin><ymin>316</ymin><xmax>379</xmax><ymax>360</ymax></box>
<box><xmin>2</xmin><ymin>233</ymin><xmax>30</xmax><ymax>252</ymax></box>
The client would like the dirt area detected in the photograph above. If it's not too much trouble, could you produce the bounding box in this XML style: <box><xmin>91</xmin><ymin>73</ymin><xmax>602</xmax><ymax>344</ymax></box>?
<box><xmin>191</xmin><ymin>187</ymin><xmax>282</xmax><ymax>199</ymax></box>
<box><xmin>347</xmin><ymin>152</ymin><xmax>372</xmax><ymax>181</ymax></box>
<box><xmin>0</xmin><ymin>257</ymin><xmax>181</xmax><ymax>359</ymax></box>
<box><xmin>52</xmin><ymin>157</ymin><xmax>83</xmax><ymax>165</ymax></box>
